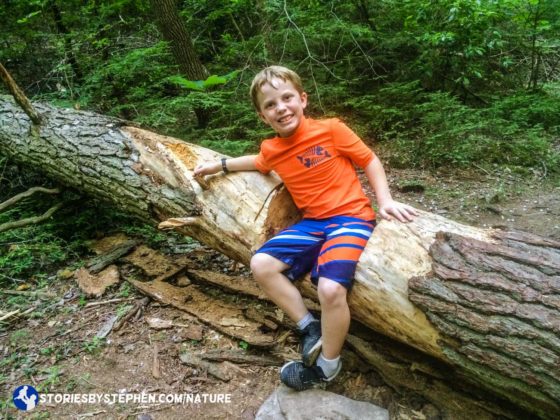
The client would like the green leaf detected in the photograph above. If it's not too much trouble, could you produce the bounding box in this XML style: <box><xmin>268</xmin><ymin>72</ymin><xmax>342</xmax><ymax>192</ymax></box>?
<box><xmin>168</xmin><ymin>71</ymin><xmax>240</xmax><ymax>91</ymax></box>
<box><xmin>17</xmin><ymin>10</ymin><xmax>42</xmax><ymax>24</ymax></box>
<box><xmin>167</xmin><ymin>76</ymin><xmax>204</xmax><ymax>91</ymax></box>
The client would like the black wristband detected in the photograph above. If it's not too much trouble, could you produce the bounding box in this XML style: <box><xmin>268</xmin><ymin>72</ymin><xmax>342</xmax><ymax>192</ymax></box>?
<box><xmin>221</xmin><ymin>158</ymin><xmax>229</xmax><ymax>174</ymax></box>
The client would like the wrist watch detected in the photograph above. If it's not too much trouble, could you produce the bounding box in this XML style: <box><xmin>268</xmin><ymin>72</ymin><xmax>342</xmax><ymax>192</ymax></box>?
<box><xmin>221</xmin><ymin>158</ymin><xmax>229</xmax><ymax>174</ymax></box>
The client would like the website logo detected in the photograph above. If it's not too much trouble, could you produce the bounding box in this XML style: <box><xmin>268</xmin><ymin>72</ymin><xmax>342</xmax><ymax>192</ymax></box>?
<box><xmin>13</xmin><ymin>385</ymin><xmax>39</xmax><ymax>411</ymax></box>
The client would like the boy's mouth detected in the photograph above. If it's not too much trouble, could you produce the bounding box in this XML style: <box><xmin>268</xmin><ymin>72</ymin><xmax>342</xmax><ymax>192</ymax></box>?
<box><xmin>278</xmin><ymin>115</ymin><xmax>293</xmax><ymax>124</ymax></box>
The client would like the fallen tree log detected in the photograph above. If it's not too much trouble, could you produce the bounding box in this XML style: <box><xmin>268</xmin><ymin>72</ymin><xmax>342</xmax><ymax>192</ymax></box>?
<box><xmin>1</xmin><ymin>96</ymin><xmax>558</xmax><ymax>417</ymax></box>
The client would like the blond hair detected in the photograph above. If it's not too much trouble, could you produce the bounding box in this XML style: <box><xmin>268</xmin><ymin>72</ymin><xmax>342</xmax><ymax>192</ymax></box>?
<box><xmin>250</xmin><ymin>66</ymin><xmax>304</xmax><ymax>110</ymax></box>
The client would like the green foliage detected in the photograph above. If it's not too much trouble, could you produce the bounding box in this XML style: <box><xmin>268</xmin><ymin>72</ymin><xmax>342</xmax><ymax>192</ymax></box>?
<box><xmin>346</xmin><ymin>80</ymin><xmax>560</xmax><ymax>169</ymax></box>
<box><xmin>2</xmin><ymin>0</ymin><xmax>560</xmax><ymax>170</ymax></box>
<box><xmin>200</xmin><ymin>139</ymin><xmax>255</xmax><ymax>157</ymax></box>
<box><xmin>0</xmin><ymin>170</ymin><xmax>173</xmax><ymax>287</ymax></box>
<box><xmin>489</xmin><ymin>85</ymin><xmax>560</xmax><ymax>132</ymax></box>
<box><xmin>36</xmin><ymin>366</ymin><xmax>62</xmax><ymax>392</ymax></box>
<box><xmin>82</xmin><ymin>337</ymin><xmax>104</xmax><ymax>354</ymax></box>
<box><xmin>167</xmin><ymin>70</ymin><xmax>240</xmax><ymax>91</ymax></box>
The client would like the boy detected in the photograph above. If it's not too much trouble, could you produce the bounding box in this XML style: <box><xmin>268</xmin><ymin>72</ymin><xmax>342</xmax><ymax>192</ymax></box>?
<box><xmin>194</xmin><ymin>66</ymin><xmax>417</xmax><ymax>390</ymax></box>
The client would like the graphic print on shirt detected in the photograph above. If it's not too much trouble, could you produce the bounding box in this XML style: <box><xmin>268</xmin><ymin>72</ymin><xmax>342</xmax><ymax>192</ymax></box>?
<box><xmin>296</xmin><ymin>145</ymin><xmax>332</xmax><ymax>168</ymax></box>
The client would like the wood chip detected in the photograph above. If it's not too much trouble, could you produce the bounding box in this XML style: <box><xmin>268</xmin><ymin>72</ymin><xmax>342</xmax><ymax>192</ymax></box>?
<box><xmin>75</xmin><ymin>265</ymin><xmax>120</xmax><ymax>297</ymax></box>
<box><xmin>146</xmin><ymin>317</ymin><xmax>173</xmax><ymax>330</ymax></box>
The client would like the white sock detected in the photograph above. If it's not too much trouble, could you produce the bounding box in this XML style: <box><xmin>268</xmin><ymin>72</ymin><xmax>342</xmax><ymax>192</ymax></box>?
<box><xmin>317</xmin><ymin>353</ymin><xmax>341</xmax><ymax>379</ymax></box>
<box><xmin>297</xmin><ymin>312</ymin><xmax>315</xmax><ymax>331</ymax></box>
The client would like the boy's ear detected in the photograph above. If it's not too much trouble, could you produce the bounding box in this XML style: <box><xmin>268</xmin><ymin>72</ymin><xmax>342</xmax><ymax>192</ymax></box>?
<box><xmin>301</xmin><ymin>91</ymin><xmax>308</xmax><ymax>108</ymax></box>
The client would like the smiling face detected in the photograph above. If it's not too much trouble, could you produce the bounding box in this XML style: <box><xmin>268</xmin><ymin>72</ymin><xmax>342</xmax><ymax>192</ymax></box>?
<box><xmin>256</xmin><ymin>78</ymin><xmax>308</xmax><ymax>138</ymax></box>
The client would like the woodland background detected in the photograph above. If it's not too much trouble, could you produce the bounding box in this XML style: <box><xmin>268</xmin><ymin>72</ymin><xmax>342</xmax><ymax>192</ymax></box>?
<box><xmin>1</xmin><ymin>1</ymin><xmax>560</xmax><ymax>417</ymax></box>
<box><xmin>1</xmin><ymin>0</ymin><xmax>560</xmax><ymax>310</ymax></box>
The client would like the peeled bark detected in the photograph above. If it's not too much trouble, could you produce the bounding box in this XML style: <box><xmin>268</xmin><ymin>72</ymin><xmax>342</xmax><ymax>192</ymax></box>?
<box><xmin>0</xmin><ymin>96</ymin><xmax>558</xmax><ymax>418</ymax></box>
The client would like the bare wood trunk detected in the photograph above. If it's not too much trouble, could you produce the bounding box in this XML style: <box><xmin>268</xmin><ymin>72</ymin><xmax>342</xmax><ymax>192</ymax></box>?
<box><xmin>0</xmin><ymin>96</ymin><xmax>558</xmax><ymax>417</ymax></box>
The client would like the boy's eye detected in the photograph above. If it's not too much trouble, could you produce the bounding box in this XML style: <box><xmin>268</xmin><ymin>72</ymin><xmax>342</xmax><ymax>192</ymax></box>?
<box><xmin>283</xmin><ymin>94</ymin><xmax>293</xmax><ymax>101</ymax></box>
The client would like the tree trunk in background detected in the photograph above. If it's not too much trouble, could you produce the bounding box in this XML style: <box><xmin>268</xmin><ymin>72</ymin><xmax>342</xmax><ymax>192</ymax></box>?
<box><xmin>48</xmin><ymin>0</ymin><xmax>83</xmax><ymax>83</ymax></box>
<box><xmin>0</xmin><ymin>96</ymin><xmax>558</xmax><ymax>418</ymax></box>
<box><xmin>149</xmin><ymin>0</ymin><xmax>210</xmax><ymax>128</ymax></box>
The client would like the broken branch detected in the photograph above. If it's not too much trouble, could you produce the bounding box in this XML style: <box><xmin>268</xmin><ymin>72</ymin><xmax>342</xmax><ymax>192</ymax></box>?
<box><xmin>0</xmin><ymin>187</ymin><xmax>60</xmax><ymax>212</ymax></box>
<box><xmin>0</xmin><ymin>63</ymin><xmax>43</xmax><ymax>125</ymax></box>
<box><xmin>0</xmin><ymin>202</ymin><xmax>63</xmax><ymax>233</ymax></box>
<box><xmin>112</xmin><ymin>297</ymin><xmax>150</xmax><ymax>332</ymax></box>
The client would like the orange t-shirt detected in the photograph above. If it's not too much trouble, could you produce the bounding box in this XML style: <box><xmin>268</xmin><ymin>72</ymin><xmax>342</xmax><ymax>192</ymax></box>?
<box><xmin>255</xmin><ymin>117</ymin><xmax>375</xmax><ymax>220</ymax></box>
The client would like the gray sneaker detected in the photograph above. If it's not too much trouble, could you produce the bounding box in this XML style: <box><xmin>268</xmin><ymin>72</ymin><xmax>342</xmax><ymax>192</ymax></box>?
<box><xmin>280</xmin><ymin>360</ymin><xmax>341</xmax><ymax>391</ymax></box>
<box><xmin>300</xmin><ymin>320</ymin><xmax>322</xmax><ymax>366</ymax></box>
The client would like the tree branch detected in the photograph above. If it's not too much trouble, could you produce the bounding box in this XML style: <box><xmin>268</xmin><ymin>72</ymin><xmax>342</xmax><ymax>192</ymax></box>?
<box><xmin>0</xmin><ymin>202</ymin><xmax>64</xmax><ymax>233</ymax></box>
<box><xmin>0</xmin><ymin>187</ymin><xmax>60</xmax><ymax>212</ymax></box>
<box><xmin>0</xmin><ymin>62</ymin><xmax>43</xmax><ymax>125</ymax></box>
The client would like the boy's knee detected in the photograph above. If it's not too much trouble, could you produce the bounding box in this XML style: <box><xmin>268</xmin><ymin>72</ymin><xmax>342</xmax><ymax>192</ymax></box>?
<box><xmin>250</xmin><ymin>253</ymin><xmax>281</xmax><ymax>280</ymax></box>
<box><xmin>318</xmin><ymin>279</ymin><xmax>347</xmax><ymax>306</ymax></box>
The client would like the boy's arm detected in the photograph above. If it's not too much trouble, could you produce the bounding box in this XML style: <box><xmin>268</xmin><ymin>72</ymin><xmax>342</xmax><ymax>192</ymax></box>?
<box><xmin>194</xmin><ymin>155</ymin><xmax>257</xmax><ymax>176</ymax></box>
<box><xmin>364</xmin><ymin>156</ymin><xmax>418</xmax><ymax>223</ymax></box>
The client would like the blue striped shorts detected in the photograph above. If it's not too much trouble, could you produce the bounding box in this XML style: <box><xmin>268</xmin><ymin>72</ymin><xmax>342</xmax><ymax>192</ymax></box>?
<box><xmin>255</xmin><ymin>216</ymin><xmax>375</xmax><ymax>289</ymax></box>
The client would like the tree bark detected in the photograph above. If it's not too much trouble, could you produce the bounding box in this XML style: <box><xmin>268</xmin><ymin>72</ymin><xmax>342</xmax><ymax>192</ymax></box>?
<box><xmin>409</xmin><ymin>230</ymin><xmax>560</xmax><ymax>418</ymax></box>
<box><xmin>0</xmin><ymin>96</ymin><xmax>558</xmax><ymax>418</ymax></box>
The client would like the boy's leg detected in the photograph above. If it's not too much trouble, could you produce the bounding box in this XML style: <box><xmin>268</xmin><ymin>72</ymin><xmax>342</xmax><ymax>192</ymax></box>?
<box><xmin>280</xmin><ymin>217</ymin><xmax>374</xmax><ymax>391</ymax></box>
<box><xmin>250</xmin><ymin>253</ymin><xmax>309</xmax><ymax>322</ymax></box>
<box><xmin>317</xmin><ymin>277</ymin><xmax>349</xmax><ymax>359</ymax></box>
<box><xmin>251</xmin><ymin>220</ymin><xmax>326</xmax><ymax>366</ymax></box>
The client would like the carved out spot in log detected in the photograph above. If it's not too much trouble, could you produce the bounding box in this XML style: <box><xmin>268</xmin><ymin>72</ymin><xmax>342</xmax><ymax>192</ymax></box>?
<box><xmin>262</xmin><ymin>185</ymin><xmax>300</xmax><ymax>241</ymax></box>
<box><xmin>164</xmin><ymin>142</ymin><xmax>198</xmax><ymax>171</ymax></box>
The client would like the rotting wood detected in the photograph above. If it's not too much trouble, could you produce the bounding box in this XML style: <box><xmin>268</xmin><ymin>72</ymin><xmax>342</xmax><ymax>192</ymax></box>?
<box><xmin>75</xmin><ymin>265</ymin><xmax>120</xmax><ymax>297</ymax></box>
<box><xmin>244</xmin><ymin>306</ymin><xmax>279</xmax><ymax>331</ymax></box>
<box><xmin>186</xmin><ymin>269</ymin><xmax>268</xmax><ymax>300</ymax></box>
<box><xmin>186</xmin><ymin>269</ymin><xmax>320</xmax><ymax>313</ymax></box>
<box><xmin>128</xmin><ymin>279</ymin><xmax>277</xmax><ymax>348</ymax></box>
<box><xmin>87</xmin><ymin>240</ymin><xmax>138</xmax><ymax>274</ymax></box>
<box><xmin>154</xmin><ymin>262</ymin><xmax>191</xmax><ymax>283</ymax></box>
<box><xmin>121</xmin><ymin>245</ymin><xmax>190</xmax><ymax>279</ymax></box>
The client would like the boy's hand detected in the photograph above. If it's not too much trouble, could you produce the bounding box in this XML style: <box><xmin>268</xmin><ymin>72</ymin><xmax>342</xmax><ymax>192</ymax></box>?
<box><xmin>193</xmin><ymin>161</ymin><xmax>221</xmax><ymax>177</ymax></box>
<box><xmin>378</xmin><ymin>200</ymin><xmax>418</xmax><ymax>223</ymax></box>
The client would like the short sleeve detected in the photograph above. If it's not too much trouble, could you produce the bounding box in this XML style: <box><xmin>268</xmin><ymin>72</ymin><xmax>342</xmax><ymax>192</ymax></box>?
<box><xmin>331</xmin><ymin>119</ymin><xmax>375</xmax><ymax>168</ymax></box>
<box><xmin>255</xmin><ymin>149</ymin><xmax>272</xmax><ymax>174</ymax></box>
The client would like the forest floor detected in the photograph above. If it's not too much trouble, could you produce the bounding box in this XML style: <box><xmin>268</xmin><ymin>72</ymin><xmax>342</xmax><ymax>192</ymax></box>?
<box><xmin>0</xmin><ymin>166</ymin><xmax>558</xmax><ymax>420</ymax></box>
